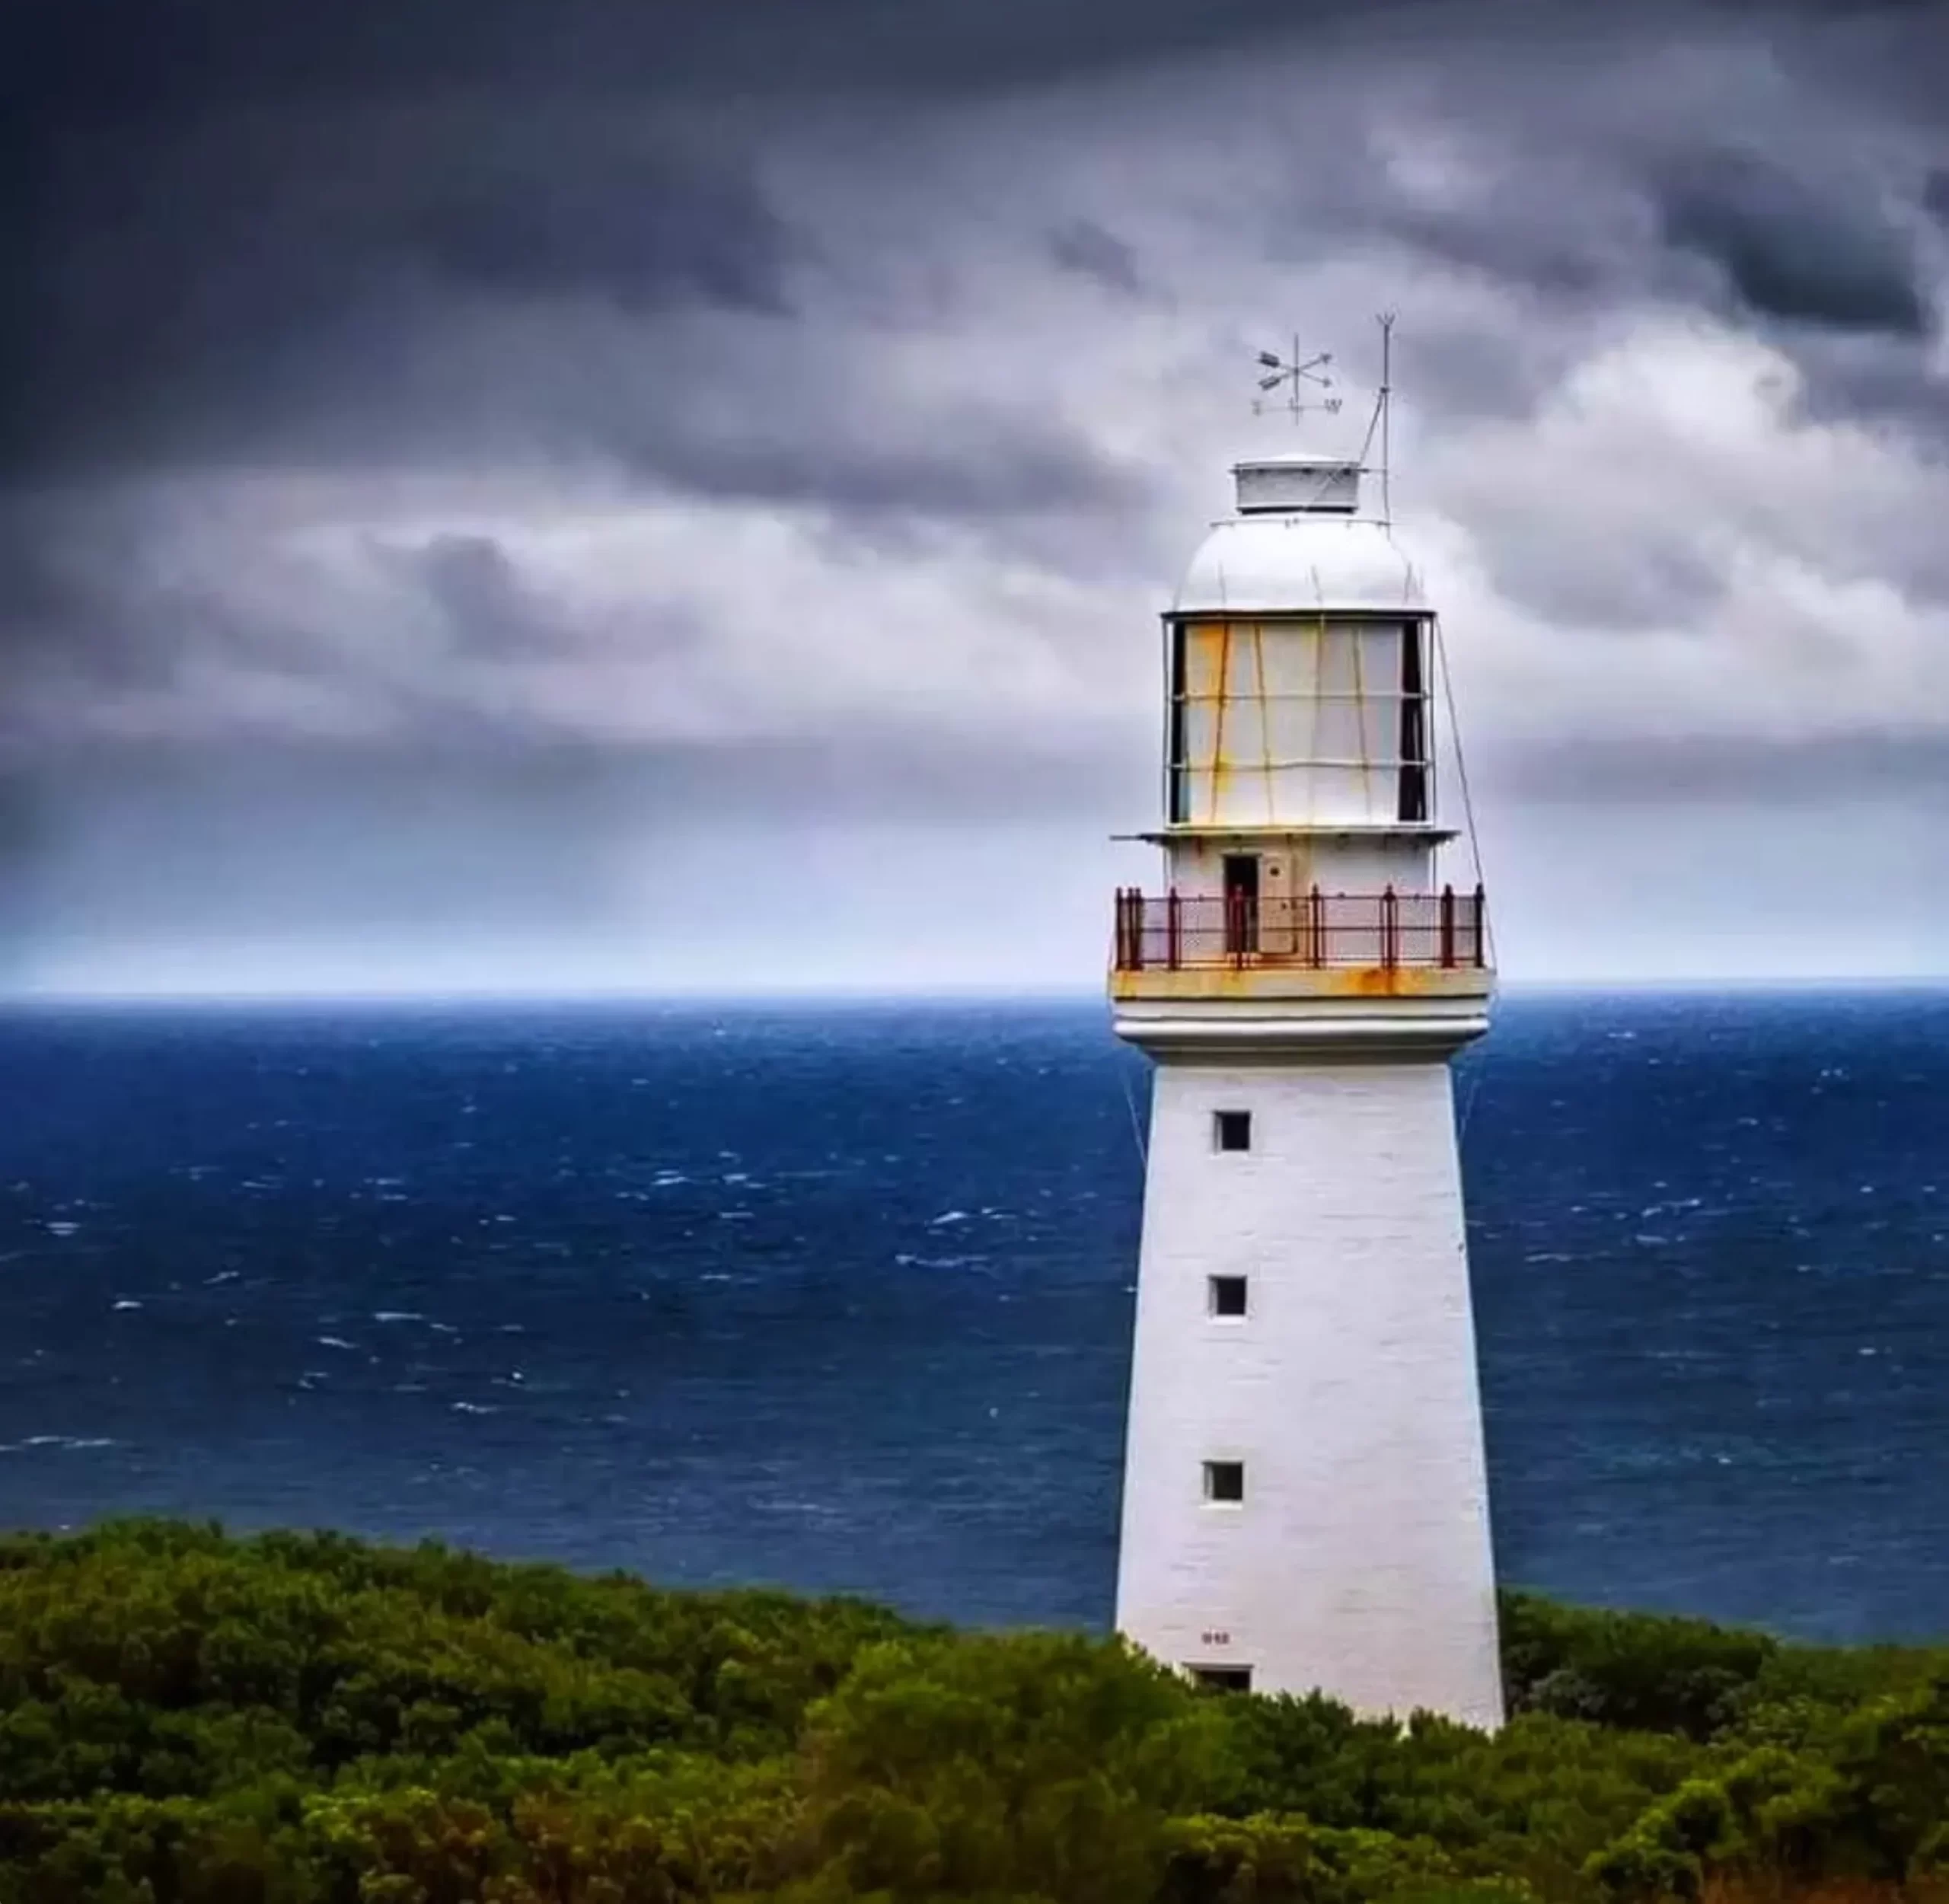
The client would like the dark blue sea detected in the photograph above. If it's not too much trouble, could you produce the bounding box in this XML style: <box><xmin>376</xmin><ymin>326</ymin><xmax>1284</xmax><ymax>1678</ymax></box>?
<box><xmin>2</xmin><ymin>993</ymin><xmax>1945</xmax><ymax>1644</ymax></box>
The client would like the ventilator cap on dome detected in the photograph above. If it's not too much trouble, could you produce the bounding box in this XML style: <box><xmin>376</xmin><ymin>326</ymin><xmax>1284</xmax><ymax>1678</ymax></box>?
<box><xmin>1232</xmin><ymin>454</ymin><xmax>1362</xmax><ymax>515</ymax></box>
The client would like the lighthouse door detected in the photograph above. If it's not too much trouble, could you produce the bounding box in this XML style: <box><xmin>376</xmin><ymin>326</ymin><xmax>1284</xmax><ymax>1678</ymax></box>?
<box><xmin>1222</xmin><ymin>854</ymin><xmax>1260</xmax><ymax>958</ymax></box>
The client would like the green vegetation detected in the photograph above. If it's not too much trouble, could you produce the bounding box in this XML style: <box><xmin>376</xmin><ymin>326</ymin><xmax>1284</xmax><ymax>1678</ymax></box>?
<box><xmin>2</xmin><ymin>1521</ymin><xmax>1946</xmax><ymax>1903</ymax></box>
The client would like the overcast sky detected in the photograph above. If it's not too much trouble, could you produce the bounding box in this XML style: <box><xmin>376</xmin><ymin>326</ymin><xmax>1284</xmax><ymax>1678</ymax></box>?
<box><xmin>4</xmin><ymin>0</ymin><xmax>1946</xmax><ymax>994</ymax></box>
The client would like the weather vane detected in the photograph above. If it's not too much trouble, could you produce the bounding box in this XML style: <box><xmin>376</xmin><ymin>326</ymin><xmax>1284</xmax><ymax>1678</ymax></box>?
<box><xmin>1253</xmin><ymin>337</ymin><xmax>1341</xmax><ymax>424</ymax></box>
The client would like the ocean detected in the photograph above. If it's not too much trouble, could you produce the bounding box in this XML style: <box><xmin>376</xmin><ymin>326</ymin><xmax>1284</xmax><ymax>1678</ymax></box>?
<box><xmin>0</xmin><ymin>991</ymin><xmax>1944</xmax><ymax>1644</ymax></box>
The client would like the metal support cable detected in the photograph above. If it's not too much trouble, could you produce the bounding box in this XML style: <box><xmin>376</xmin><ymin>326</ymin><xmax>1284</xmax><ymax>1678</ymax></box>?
<box><xmin>1431</xmin><ymin>608</ymin><xmax>1498</xmax><ymax>1165</ymax></box>
<box><xmin>1118</xmin><ymin>1060</ymin><xmax>1149</xmax><ymax>1167</ymax></box>
<box><xmin>1432</xmin><ymin>614</ymin><xmax>1494</xmax><ymax>971</ymax></box>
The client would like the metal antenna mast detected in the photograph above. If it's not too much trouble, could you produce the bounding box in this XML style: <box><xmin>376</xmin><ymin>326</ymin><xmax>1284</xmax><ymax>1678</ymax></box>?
<box><xmin>1377</xmin><ymin>310</ymin><xmax>1396</xmax><ymax>528</ymax></box>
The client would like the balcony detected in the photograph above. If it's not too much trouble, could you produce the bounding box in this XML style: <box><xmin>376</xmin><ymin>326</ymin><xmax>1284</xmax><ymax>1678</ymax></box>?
<box><xmin>1111</xmin><ymin>886</ymin><xmax>1490</xmax><ymax>1006</ymax></box>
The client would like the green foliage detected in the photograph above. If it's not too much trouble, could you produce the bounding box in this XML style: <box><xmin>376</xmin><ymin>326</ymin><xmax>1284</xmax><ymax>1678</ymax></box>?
<box><xmin>0</xmin><ymin>1520</ymin><xmax>1943</xmax><ymax>1903</ymax></box>
<box><xmin>1498</xmin><ymin>1592</ymin><xmax>1780</xmax><ymax>1740</ymax></box>
<box><xmin>802</xmin><ymin>1631</ymin><xmax>1225</xmax><ymax>1901</ymax></box>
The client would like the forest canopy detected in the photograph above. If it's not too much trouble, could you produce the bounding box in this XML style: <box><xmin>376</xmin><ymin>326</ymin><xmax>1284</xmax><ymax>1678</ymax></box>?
<box><xmin>0</xmin><ymin>1520</ymin><xmax>1946</xmax><ymax>1903</ymax></box>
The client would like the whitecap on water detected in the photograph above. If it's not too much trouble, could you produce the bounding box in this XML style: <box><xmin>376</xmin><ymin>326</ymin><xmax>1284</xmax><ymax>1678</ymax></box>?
<box><xmin>111</xmin><ymin>1298</ymin><xmax>142</xmax><ymax>1312</ymax></box>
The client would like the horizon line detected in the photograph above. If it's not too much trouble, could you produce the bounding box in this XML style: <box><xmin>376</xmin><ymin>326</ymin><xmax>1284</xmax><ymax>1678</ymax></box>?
<box><xmin>2</xmin><ymin>974</ymin><xmax>1946</xmax><ymax>1009</ymax></box>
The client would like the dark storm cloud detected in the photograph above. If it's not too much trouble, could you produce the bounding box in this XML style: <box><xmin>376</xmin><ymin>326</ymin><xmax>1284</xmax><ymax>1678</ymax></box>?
<box><xmin>1048</xmin><ymin>221</ymin><xmax>1148</xmax><ymax>299</ymax></box>
<box><xmin>1</xmin><ymin>0</ymin><xmax>1421</xmax><ymax>127</ymax></box>
<box><xmin>0</xmin><ymin>105</ymin><xmax>801</xmax><ymax>477</ymax></box>
<box><xmin>601</xmin><ymin>418</ymin><xmax>1148</xmax><ymax>523</ymax></box>
<box><xmin>407</xmin><ymin>151</ymin><xmax>797</xmax><ymax>316</ymax></box>
<box><xmin>1367</xmin><ymin>184</ymin><xmax>1643</xmax><ymax>310</ymax></box>
<box><xmin>8</xmin><ymin>0</ymin><xmax>1944</xmax><ymax>498</ymax></box>
<box><xmin>1653</xmin><ymin>145</ymin><xmax>1929</xmax><ymax>336</ymax></box>
<box><xmin>1794</xmin><ymin>337</ymin><xmax>1949</xmax><ymax>455</ymax></box>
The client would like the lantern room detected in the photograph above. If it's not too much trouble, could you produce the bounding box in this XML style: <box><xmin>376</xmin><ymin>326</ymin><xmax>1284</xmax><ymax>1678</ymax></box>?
<box><xmin>1166</xmin><ymin>455</ymin><xmax>1437</xmax><ymax>831</ymax></box>
<box><xmin>1112</xmin><ymin>448</ymin><xmax>1491</xmax><ymax>1003</ymax></box>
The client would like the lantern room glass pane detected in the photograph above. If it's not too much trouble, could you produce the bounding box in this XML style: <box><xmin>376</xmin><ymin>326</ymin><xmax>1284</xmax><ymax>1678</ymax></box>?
<box><xmin>1166</xmin><ymin>617</ymin><xmax>1426</xmax><ymax>828</ymax></box>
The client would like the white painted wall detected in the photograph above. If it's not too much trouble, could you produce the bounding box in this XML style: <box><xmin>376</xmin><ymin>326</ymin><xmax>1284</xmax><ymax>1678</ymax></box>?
<box><xmin>1115</xmin><ymin>1055</ymin><xmax>1503</xmax><ymax>1728</ymax></box>
<box><xmin>1159</xmin><ymin>835</ymin><xmax>1438</xmax><ymax>898</ymax></box>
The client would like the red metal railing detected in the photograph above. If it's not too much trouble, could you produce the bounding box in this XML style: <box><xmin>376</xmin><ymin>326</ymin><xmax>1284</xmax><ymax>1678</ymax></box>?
<box><xmin>1112</xmin><ymin>886</ymin><xmax>1488</xmax><ymax>972</ymax></box>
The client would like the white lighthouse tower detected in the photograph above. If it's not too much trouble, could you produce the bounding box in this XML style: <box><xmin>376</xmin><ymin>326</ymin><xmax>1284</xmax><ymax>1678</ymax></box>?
<box><xmin>1109</xmin><ymin>339</ymin><xmax>1502</xmax><ymax>1727</ymax></box>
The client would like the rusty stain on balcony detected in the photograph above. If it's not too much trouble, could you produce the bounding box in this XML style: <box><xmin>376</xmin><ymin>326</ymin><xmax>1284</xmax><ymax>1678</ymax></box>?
<box><xmin>1108</xmin><ymin>962</ymin><xmax>1492</xmax><ymax>1003</ymax></box>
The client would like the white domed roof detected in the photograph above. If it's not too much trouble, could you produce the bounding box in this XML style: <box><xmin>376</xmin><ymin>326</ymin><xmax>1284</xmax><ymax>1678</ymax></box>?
<box><xmin>1175</xmin><ymin>513</ymin><xmax>1424</xmax><ymax>615</ymax></box>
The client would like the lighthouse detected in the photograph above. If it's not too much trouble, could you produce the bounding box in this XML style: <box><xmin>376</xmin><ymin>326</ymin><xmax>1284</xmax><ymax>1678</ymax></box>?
<box><xmin>1108</xmin><ymin>360</ymin><xmax>1502</xmax><ymax>1726</ymax></box>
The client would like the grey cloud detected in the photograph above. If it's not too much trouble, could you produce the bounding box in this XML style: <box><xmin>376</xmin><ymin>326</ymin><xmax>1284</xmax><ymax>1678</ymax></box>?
<box><xmin>1</xmin><ymin>746</ymin><xmax>646</xmax><ymax>978</ymax></box>
<box><xmin>1764</xmin><ymin>327</ymin><xmax>1949</xmax><ymax>469</ymax></box>
<box><xmin>2</xmin><ymin>726</ymin><xmax>1147</xmax><ymax>939</ymax></box>
<box><xmin>605</xmin><ymin>418</ymin><xmax>1150</xmax><ymax>525</ymax></box>
<box><xmin>403</xmin><ymin>144</ymin><xmax>799</xmax><ymax>314</ymax></box>
<box><xmin>1494</xmin><ymin>729</ymin><xmax>1949</xmax><ymax>805</ymax></box>
<box><xmin>1653</xmin><ymin>145</ymin><xmax>1930</xmax><ymax>336</ymax></box>
<box><xmin>1370</xmin><ymin>190</ymin><xmax>1644</xmax><ymax>309</ymax></box>
<box><xmin>10</xmin><ymin>0</ymin><xmax>1945</xmax><ymax>500</ymax></box>
<box><xmin>0</xmin><ymin>0</ymin><xmax>1443</xmax><ymax>480</ymax></box>
<box><xmin>405</xmin><ymin>534</ymin><xmax>574</xmax><ymax>662</ymax></box>
<box><xmin>0</xmin><ymin>0</ymin><xmax>1431</xmax><ymax>132</ymax></box>
<box><xmin>2</xmin><ymin>107</ymin><xmax>802</xmax><ymax>479</ymax></box>
<box><xmin>1048</xmin><ymin>220</ymin><xmax>1147</xmax><ymax>298</ymax></box>
<box><xmin>1473</xmin><ymin>522</ymin><xmax>1730</xmax><ymax>636</ymax></box>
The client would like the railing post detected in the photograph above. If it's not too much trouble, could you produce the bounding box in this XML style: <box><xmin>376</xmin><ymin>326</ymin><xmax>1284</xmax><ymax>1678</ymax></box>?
<box><xmin>1166</xmin><ymin>887</ymin><xmax>1182</xmax><ymax>971</ymax></box>
<box><xmin>1381</xmin><ymin>885</ymin><xmax>1399</xmax><ymax>970</ymax></box>
<box><xmin>1440</xmin><ymin>884</ymin><xmax>1456</xmax><ymax>969</ymax></box>
<box><xmin>1472</xmin><ymin>883</ymin><xmax>1487</xmax><ymax>968</ymax></box>
<box><xmin>1308</xmin><ymin>885</ymin><xmax>1323</xmax><ymax>968</ymax></box>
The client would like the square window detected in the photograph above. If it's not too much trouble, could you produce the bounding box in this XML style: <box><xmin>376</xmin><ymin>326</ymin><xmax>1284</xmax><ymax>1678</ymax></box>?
<box><xmin>1189</xmin><ymin>1665</ymin><xmax>1253</xmax><ymax>1692</ymax></box>
<box><xmin>1203</xmin><ymin>1459</ymin><xmax>1245</xmax><ymax>1504</ymax></box>
<box><xmin>1208</xmin><ymin>1275</ymin><xmax>1248</xmax><ymax>1318</ymax></box>
<box><xmin>1214</xmin><ymin>1110</ymin><xmax>1252</xmax><ymax>1153</ymax></box>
